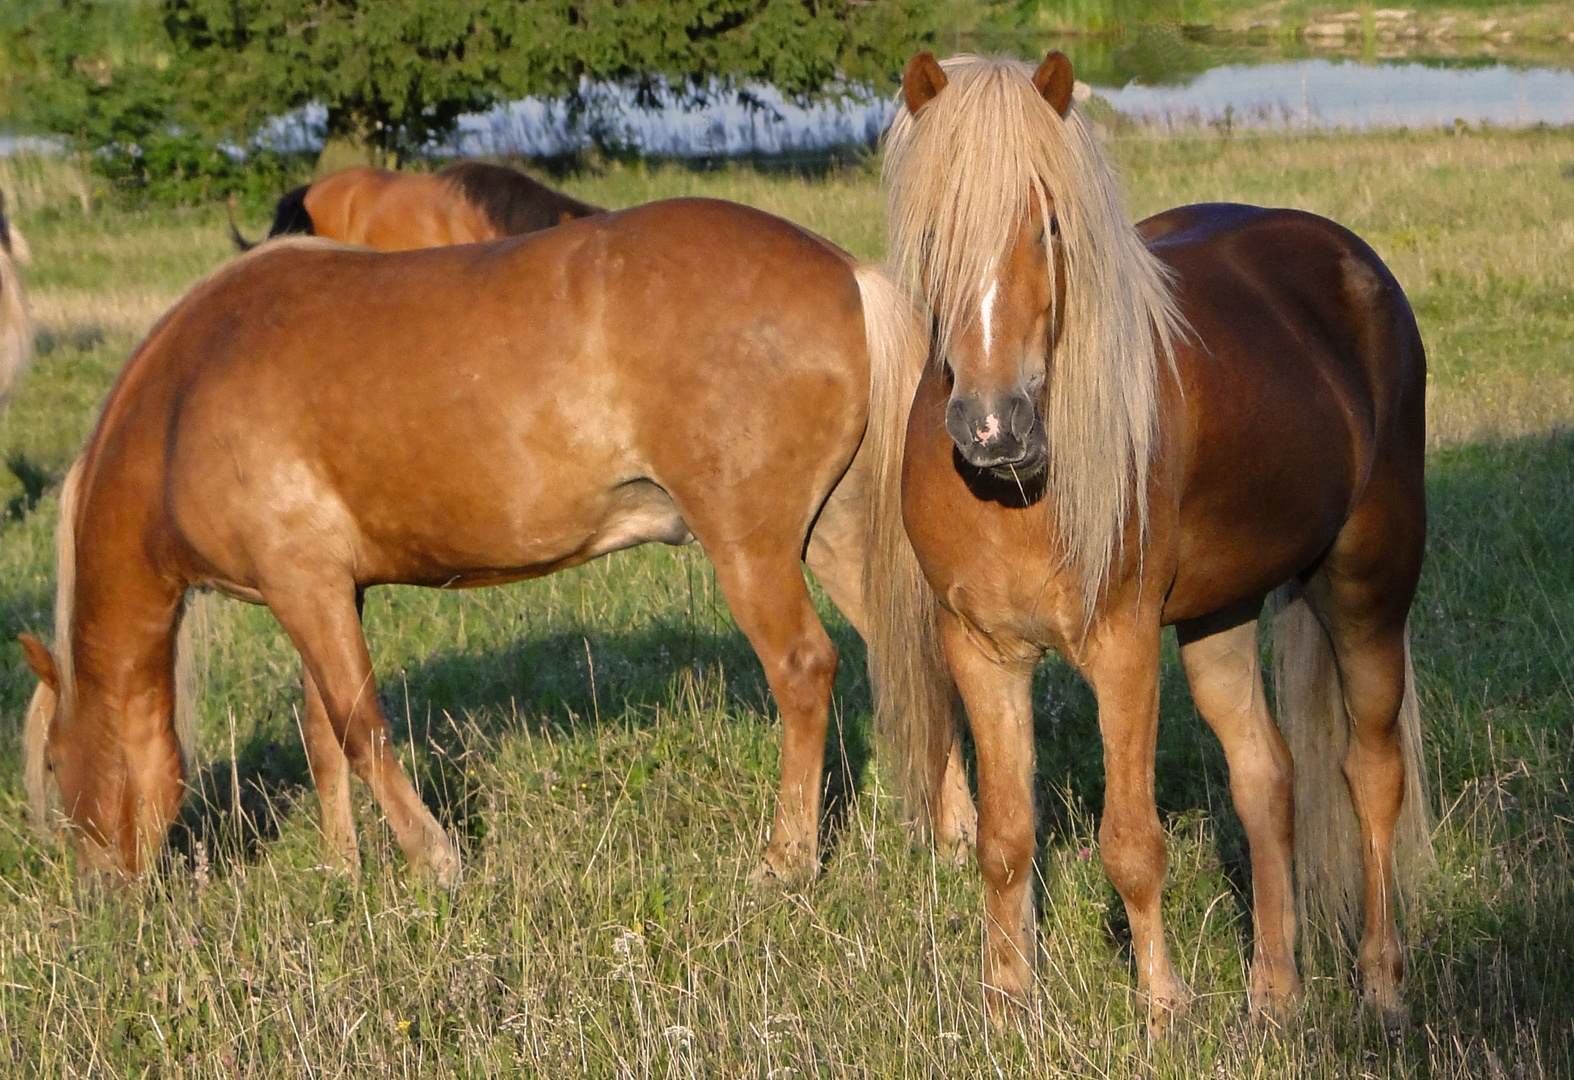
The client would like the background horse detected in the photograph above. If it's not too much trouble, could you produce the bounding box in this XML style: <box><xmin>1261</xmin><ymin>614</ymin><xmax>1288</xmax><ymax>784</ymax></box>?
<box><xmin>0</xmin><ymin>189</ymin><xmax>33</xmax><ymax>405</ymax></box>
<box><xmin>21</xmin><ymin>199</ymin><xmax>933</xmax><ymax>888</ymax></box>
<box><xmin>866</xmin><ymin>52</ymin><xmax>1431</xmax><ymax>1030</ymax></box>
<box><xmin>229</xmin><ymin>161</ymin><xmax>603</xmax><ymax>252</ymax></box>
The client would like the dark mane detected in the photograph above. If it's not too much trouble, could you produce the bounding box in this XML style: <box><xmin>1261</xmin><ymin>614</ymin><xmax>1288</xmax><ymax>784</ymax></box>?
<box><xmin>440</xmin><ymin>161</ymin><xmax>603</xmax><ymax>235</ymax></box>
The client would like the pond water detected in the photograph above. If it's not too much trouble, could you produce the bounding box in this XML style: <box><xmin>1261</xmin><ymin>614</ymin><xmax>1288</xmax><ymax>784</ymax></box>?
<box><xmin>1096</xmin><ymin>58</ymin><xmax>1574</xmax><ymax>129</ymax></box>
<box><xmin>8</xmin><ymin>36</ymin><xmax>1574</xmax><ymax>161</ymax></box>
<box><xmin>447</xmin><ymin>46</ymin><xmax>1574</xmax><ymax>159</ymax></box>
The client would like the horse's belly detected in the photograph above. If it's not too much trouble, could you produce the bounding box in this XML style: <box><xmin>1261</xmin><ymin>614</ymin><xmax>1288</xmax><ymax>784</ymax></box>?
<box><xmin>355</xmin><ymin>477</ymin><xmax>696</xmax><ymax>588</ymax></box>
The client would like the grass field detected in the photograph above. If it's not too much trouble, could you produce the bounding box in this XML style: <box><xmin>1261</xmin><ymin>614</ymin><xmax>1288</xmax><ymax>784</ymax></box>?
<box><xmin>0</xmin><ymin>123</ymin><xmax>1570</xmax><ymax>1076</ymax></box>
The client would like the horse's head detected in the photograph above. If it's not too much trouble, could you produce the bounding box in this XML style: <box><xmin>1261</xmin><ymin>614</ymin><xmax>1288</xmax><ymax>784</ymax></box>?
<box><xmin>19</xmin><ymin>626</ymin><xmax>189</xmax><ymax>877</ymax></box>
<box><xmin>896</xmin><ymin>51</ymin><xmax>1076</xmax><ymax>481</ymax></box>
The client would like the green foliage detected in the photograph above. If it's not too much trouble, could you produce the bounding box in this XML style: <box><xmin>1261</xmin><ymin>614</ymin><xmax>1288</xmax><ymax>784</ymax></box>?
<box><xmin>4</xmin><ymin>0</ymin><xmax>939</xmax><ymax>182</ymax></box>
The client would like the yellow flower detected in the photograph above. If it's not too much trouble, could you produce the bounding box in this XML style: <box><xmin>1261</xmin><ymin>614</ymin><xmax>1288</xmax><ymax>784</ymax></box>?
<box><xmin>397</xmin><ymin>1019</ymin><xmax>412</xmax><ymax>1033</ymax></box>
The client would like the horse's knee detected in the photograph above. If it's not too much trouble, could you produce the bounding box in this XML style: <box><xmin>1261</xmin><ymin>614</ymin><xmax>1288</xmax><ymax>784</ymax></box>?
<box><xmin>1098</xmin><ymin>816</ymin><xmax>1168</xmax><ymax>904</ymax></box>
<box><xmin>978</xmin><ymin>817</ymin><xmax>1034</xmax><ymax>893</ymax></box>
<box><xmin>772</xmin><ymin>634</ymin><xmax>838</xmax><ymax>715</ymax></box>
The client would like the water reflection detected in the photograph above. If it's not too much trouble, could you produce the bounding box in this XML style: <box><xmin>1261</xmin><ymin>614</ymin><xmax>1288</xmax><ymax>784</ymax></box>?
<box><xmin>1095</xmin><ymin>58</ymin><xmax>1574</xmax><ymax>129</ymax></box>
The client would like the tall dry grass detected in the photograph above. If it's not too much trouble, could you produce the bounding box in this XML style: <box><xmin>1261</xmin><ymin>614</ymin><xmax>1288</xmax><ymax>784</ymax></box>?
<box><xmin>0</xmin><ymin>125</ymin><xmax>1566</xmax><ymax>1076</ymax></box>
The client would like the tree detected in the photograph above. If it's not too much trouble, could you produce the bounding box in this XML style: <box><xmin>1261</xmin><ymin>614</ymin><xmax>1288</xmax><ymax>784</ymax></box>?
<box><xmin>7</xmin><ymin>0</ymin><xmax>941</xmax><ymax>172</ymax></box>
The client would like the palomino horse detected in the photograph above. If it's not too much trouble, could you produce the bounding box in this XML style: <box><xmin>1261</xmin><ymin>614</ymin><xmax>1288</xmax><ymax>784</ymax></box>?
<box><xmin>20</xmin><ymin>198</ymin><xmax>930</xmax><ymax>887</ymax></box>
<box><xmin>865</xmin><ymin>53</ymin><xmax>1430</xmax><ymax>1029</ymax></box>
<box><xmin>229</xmin><ymin>161</ymin><xmax>602</xmax><ymax>251</ymax></box>
<box><xmin>0</xmin><ymin>189</ymin><xmax>32</xmax><ymax>404</ymax></box>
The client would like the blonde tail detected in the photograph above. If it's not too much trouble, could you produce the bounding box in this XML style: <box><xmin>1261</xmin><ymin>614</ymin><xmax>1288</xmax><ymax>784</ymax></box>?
<box><xmin>173</xmin><ymin>592</ymin><xmax>206</xmax><ymax>783</ymax></box>
<box><xmin>853</xmin><ymin>264</ymin><xmax>955</xmax><ymax>835</ymax></box>
<box><xmin>1272</xmin><ymin>585</ymin><xmax>1432</xmax><ymax>942</ymax></box>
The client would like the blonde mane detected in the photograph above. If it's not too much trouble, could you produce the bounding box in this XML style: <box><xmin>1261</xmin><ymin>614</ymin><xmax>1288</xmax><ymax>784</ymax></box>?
<box><xmin>884</xmin><ymin>55</ymin><xmax>1184</xmax><ymax>614</ymax></box>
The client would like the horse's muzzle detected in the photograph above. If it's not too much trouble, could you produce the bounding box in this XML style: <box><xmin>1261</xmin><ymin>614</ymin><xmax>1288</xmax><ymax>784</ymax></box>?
<box><xmin>945</xmin><ymin>390</ymin><xmax>1048</xmax><ymax>478</ymax></box>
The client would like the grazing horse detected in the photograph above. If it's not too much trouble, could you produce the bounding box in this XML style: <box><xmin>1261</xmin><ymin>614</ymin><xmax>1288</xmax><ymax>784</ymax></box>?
<box><xmin>229</xmin><ymin>161</ymin><xmax>602</xmax><ymax>252</ymax></box>
<box><xmin>865</xmin><ymin>52</ymin><xmax>1431</xmax><ymax>1029</ymax></box>
<box><xmin>20</xmin><ymin>198</ymin><xmax>932</xmax><ymax>888</ymax></box>
<box><xmin>0</xmin><ymin>190</ymin><xmax>32</xmax><ymax>404</ymax></box>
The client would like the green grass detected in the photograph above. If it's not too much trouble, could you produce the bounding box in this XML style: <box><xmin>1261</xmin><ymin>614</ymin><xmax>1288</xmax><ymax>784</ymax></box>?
<box><xmin>0</xmin><ymin>125</ymin><xmax>1570</xmax><ymax>1075</ymax></box>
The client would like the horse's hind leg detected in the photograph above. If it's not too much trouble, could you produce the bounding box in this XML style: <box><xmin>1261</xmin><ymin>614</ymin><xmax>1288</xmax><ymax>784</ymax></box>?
<box><xmin>704</xmin><ymin>542</ymin><xmax>841</xmax><ymax>888</ymax></box>
<box><xmin>1304</xmin><ymin>477</ymin><xmax>1424</xmax><ymax>1026</ymax></box>
<box><xmin>1177</xmin><ymin>601</ymin><xmax>1300</xmax><ymax>1021</ymax></box>
<box><xmin>264</xmin><ymin>579</ymin><xmax>459</xmax><ymax>885</ymax></box>
<box><xmin>302</xmin><ymin>668</ymin><xmax>359</xmax><ymax>875</ymax></box>
<box><xmin>805</xmin><ymin>455</ymin><xmax>976</xmax><ymax>860</ymax></box>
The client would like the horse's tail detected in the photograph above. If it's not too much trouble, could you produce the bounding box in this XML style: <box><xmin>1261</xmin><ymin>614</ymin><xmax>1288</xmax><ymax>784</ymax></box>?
<box><xmin>1272</xmin><ymin>585</ymin><xmax>1432</xmax><ymax>941</ymax></box>
<box><xmin>853</xmin><ymin>263</ymin><xmax>954</xmax><ymax>836</ymax></box>
<box><xmin>266</xmin><ymin>185</ymin><xmax>315</xmax><ymax>240</ymax></box>
<box><xmin>231</xmin><ymin>185</ymin><xmax>315</xmax><ymax>251</ymax></box>
<box><xmin>226</xmin><ymin>195</ymin><xmax>257</xmax><ymax>252</ymax></box>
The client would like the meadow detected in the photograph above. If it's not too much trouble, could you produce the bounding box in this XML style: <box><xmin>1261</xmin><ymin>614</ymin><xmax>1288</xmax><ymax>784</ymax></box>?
<box><xmin>0</xmin><ymin>122</ymin><xmax>1570</xmax><ymax>1076</ymax></box>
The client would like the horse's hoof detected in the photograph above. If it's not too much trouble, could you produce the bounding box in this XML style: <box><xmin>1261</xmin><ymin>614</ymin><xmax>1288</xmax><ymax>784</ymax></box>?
<box><xmin>934</xmin><ymin>833</ymin><xmax>971</xmax><ymax>869</ymax></box>
<box><xmin>747</xmin><ymin>851</ymin><xmax>816</xmax><ymax>892</ymax></box>
<box><xmin>983</xmin><ymin>980</ymin><xmax>1031</xmax><ymax>1029</ymax></box>
<box><xmin>1145</xmin><ymin>982</ymin><xmax>1193</xmax><ymax>1037</ymax></box>
<box><xmin>1247</xmin><ymin>993</ymin><xmax>1300</xmax><ymax>1031</ymax></box>
<box><xmin>426</xmin><ymin>842</ymin><xmax>462</xmax><ymax>890</ymax></box>
<box><xmin>1247</xmin><ymin>970</ymin><xmax>1303</xmax><ymax>1028</ymax></box>
<box><xmin>1361</xmin><ymin>983</ymin><xmax>1408</xmax><ymax>1035</ymax></box>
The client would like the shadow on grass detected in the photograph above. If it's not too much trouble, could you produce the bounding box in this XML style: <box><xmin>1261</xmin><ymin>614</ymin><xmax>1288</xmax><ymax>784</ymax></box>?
<box><xmin>167</xmin><ymin>611</ymin><xmax>875</xmax><ymax>875</ymax></box>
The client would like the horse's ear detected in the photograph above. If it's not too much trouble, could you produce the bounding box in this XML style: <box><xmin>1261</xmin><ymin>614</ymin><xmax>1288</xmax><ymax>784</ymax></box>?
<box><xmin>1033</xmin><ymin>51</ymin><xmax>1076</xmax><ymax>117</ymax></box>
<box><xmin>19</xmin><ymin>634</ymin><xmax>58</xmax><ymax>692</ymax></box>
<box><xmin>902</xmin><ymin>52</ymin><xmax>949</xmax><ymax>116</ymax></box>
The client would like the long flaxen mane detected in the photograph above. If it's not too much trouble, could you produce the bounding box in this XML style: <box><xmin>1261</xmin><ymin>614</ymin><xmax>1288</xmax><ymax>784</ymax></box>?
<box><xmin>884</xmin><ymin>55</ymin><xmax>1184</xmax><ymax>614</ymax></box>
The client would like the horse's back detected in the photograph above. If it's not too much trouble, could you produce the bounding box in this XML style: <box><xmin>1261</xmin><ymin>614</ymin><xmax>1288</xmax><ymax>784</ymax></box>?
<box><xmin>1144</xmin><ymin>204</ymin><xmax>1425</xmax><ymax>619</ymax></box>
<box><xmin>142</xmin><ymin>199</ymin><xmax>869</xmax><ymax>590</ymax></box>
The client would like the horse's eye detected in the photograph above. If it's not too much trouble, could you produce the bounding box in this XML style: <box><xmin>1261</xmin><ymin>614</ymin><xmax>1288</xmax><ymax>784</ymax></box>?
<box><xmin>1048</xmin><ymin>215</ymin><xmax>1060</xmax><ymax>238</ymax></box>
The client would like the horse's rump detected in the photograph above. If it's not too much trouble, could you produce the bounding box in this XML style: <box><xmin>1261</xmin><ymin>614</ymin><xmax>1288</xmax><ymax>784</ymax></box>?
<box><xmin>440</xmin><ymin>161</ymin><xmax>602</xmax><ymax>234</ymax></box>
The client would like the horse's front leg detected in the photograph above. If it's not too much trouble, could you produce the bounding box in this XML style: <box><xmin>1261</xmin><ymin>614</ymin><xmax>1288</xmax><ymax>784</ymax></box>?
<box><xmin>939</xmin><ymin>608</ymin><xmax>1038</xmax><ymax>1020</ymax></box>
<box><xmin>1085</xmin><ymin>616</ymin><xmax>1191</xmax><ymax>1031</ymax></box>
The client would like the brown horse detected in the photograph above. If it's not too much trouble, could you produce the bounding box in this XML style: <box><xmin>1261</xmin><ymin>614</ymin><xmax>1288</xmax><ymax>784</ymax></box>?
<box><xmin>229</xmin><ymin>161</ymin><xmax>602</xmax><ymax>252</ymax></box>
<box><xmin>20</xmin><ymin>198</ymin><xmax>933</xmax><ymax>888</ymax></box>
<box><xmin>865</xmin><ymin>53</ymin><xmax>1431</xmax><ymax>1030</ymax></box>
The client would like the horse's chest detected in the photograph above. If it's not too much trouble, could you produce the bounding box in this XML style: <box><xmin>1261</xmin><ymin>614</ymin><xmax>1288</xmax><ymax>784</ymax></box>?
<box><xmin>902</xmin><ymin>410</ymin><xmax>1081</xmax><ymax>658</ymax></box>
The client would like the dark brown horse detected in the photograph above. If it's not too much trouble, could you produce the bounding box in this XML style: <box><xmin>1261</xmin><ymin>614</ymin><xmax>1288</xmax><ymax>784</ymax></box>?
<box><xmin>866</xmin><ymin>53</ymin><xmax>1430</xmax><ymax>1030</ymax></box>
<box><xmin>229</xmin><ymin>161</ymin><xmax>602</xmax><ymax>252</ymax></box>
<box><xmin>21</xmin><ymin>198</ymin><xmax>930</xmax><ymax>889</ymax></box>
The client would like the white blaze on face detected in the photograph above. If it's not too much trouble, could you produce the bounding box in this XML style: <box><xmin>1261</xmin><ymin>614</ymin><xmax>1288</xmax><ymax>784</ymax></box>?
<box><xmin>980</xmin><ymin>277</ymin><xmax>999</xmax><ymax>355</ymax></box>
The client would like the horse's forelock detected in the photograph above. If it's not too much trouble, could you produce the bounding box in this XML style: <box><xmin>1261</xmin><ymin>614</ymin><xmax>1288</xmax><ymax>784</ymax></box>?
<box><xmin>883</xmin><ymin>54</ymin><xmax>1184</xmax><ymax>618</ymax></box>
